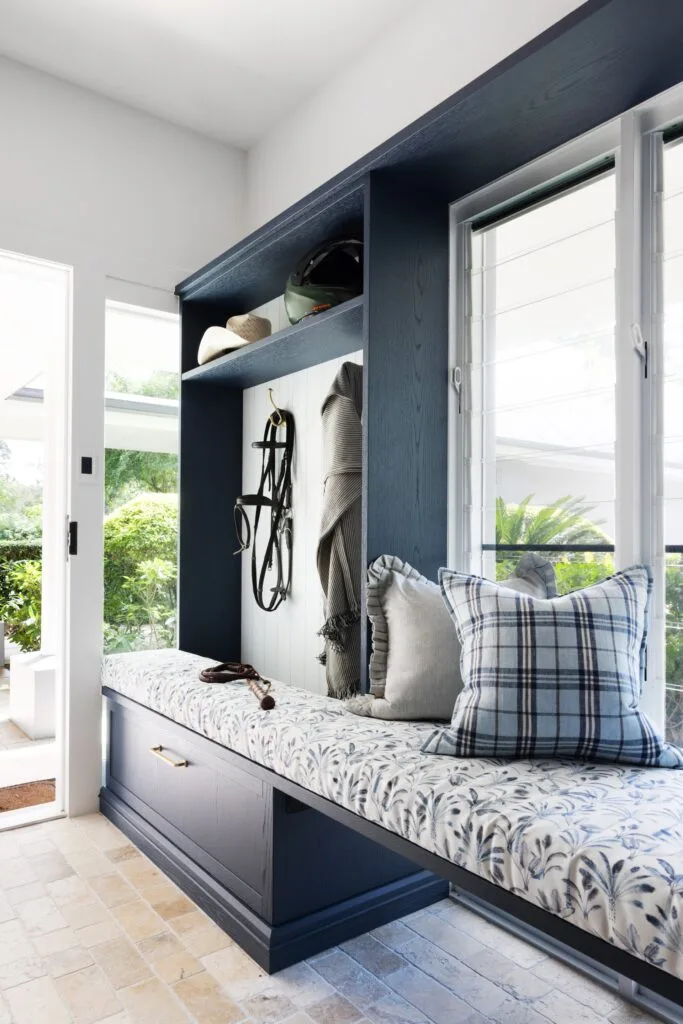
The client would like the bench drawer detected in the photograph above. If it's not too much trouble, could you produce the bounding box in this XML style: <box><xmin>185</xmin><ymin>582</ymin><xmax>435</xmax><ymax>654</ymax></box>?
<box><xmin>106</xmin><ymin>699</ymin><xmax>269</xmax><ymax>912</ymax></box>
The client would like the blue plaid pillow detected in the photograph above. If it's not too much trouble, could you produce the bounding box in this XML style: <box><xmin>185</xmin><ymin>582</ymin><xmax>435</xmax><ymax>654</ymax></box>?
<box><xmin>422</xmin><ymin>566</ymin><xmax>683</xmax><ymax>768</ymax></box>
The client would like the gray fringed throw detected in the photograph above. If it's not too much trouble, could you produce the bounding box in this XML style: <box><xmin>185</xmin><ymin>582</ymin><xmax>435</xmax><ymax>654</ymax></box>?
<box><xmin>317</xmin><ymin>361</ymin><xmax>363</xmax><ymax>698</ymax></box>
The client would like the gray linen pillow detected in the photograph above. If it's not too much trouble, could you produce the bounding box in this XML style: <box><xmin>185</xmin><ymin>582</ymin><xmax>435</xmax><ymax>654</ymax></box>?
<box><xmin>346</xmin><ymin>553</ymin><xmax>556</xmax><ymax>722</ymax></box>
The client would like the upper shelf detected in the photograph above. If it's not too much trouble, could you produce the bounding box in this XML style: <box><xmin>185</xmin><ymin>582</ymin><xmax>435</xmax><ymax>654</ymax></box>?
<box><xmin>181</xmin><ymin>296</ymin><xmax>364</xmax><ymax>389</ymax></box>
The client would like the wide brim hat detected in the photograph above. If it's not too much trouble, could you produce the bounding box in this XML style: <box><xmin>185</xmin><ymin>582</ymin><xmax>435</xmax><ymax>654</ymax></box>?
<box><xmin>197</xmin><ymin>313</ymin><xmax>271</xmax><ymax>365</ymax></box>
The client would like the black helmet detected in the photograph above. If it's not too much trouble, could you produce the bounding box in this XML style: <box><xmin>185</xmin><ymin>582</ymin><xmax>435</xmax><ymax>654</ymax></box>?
<box><xmin>284</xmin><ymin>238</ymin><xmax>363</xmax><ymax>325</ymax></box>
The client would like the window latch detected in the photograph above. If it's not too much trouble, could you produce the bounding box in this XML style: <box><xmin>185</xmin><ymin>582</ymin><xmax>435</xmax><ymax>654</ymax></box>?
<box><xmin>450</xmin><ymin>366</ymin><xmax>462</xmax><ymax>413</ymax></box>
<box><xmin>631</xmin><ymin>323</ymin><xmax>648</xmax><ymax>378</ymax></box>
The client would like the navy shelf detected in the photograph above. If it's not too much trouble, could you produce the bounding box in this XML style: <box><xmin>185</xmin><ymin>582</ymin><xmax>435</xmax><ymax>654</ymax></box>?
<box><xmin>181</xmin><ymin>296</ymin><xmax>363</xmax><ymax>389</ymax></box>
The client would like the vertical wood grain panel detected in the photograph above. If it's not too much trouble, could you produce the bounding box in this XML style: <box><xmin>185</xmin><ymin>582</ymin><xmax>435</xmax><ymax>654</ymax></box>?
<box><xmin>179</xmin><ymin>300</ymin><xmax>243</xmax><ymax>659</ymax></box>
<box><xmin>362</xmin><ymin>172</ymin><xmax>450</xmax><ymax>682</ymax></box>
<box><xmin>240</xmin><ymin>350</ymin><xmax>363</xmax><ymax>692</ymax></box>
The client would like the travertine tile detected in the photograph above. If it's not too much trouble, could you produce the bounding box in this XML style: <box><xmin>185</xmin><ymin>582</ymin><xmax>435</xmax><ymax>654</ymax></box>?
<box><xmin>489</xmin><ymin>994</ymin><xmax>552</xmax><ymax>1024</ymax></box>
<box><xmin>182</xmin><ymin>922</ymin><xmax>233</xmax><ymax>957</ymax></box>
<box><xmin>0</xmin><ymin>954</ymin><xmax>46</xmax><ymax>990</ymax></box>
<box><xmin>119</xmin><ymin>977</ymin><xmax>190</xmax><ymax>1023</ymax></box>
<box><xmin>61</xmin><ymin>895</ymin><xmax>111</xmax><ymax>931</ymax></box>
<box><xmin>532</xmin><ymin>959</ymin><xmax>622</xmax><ymax>1015</ymax></box>
<box><xmin>463</xmin><ymin>947</ymin><xmax>552</xmax><ymax>1001</ymax></box>
<box><xmin>91</xmin><ymin>937</ymin><xmax>151</xmax><ymax>989</ymax></box>
<box><xmin>201</xmin><ymin>943</ymin><xmax>266</xmax><ymax>1000</ymax></box>
<box><xmin>136</xmin><ymin>930</ymin><xmax>184</xmax><ymax>963</ymax></box>
<box><xmin>608</xmin><ymin>1004</ymin><xmax>665</xmax><ymax>1024</ymax></box>
<box><xmin>241</xmin><ymin>986</ymin><xmax>299</xmax><ymax>1023</ymax></box>
<box><xmin>16</xmin><ymin>894</ymin><xmax>67</xmax><ymax>936</ymax></box>
<box><xmin>363</xmin><ymin>993</ymin><xmax>430</xmax><ymax>1024</ymax></box>
<box><xmin>106</xmin><ymin>844</ymin><xmax>141</xmax><ymax>864</ymax></box>
<box><xmin>33</xmin><ymin>927</ymin><xmax>80</xmax><ymax>956</ymax></box>
<box><xmin>265</xmin><ymin>961</ymin><xmax>335</xmax><ymax>1007</ymax></box>
<box><xmin>44</xmin><ymin>943</ymin><xmax>95</xmax><ymax>979</ymax></box>
<box><xmin>340</xmin><ymin>935</ymin><xmax>406</xmax><ymax>978</ymax></box>
<box><xmin>168</xmin><ymin>908</ymin><xmax>211</xmax><ymax>937</ymax></box>
<box><xmin>88</xmin><ymin>872</ymin><xmax>138</xmax><ymax>908</ymax></box>
<box><xmin>0</xmin><ymin>894</ymin><xmax>13</xmax><ymax>924</ymax></box>
<box><xmin>117</xmin><ymin>857</ymin><xmax>164</xmax><ymax>890</ymax></box>
<box><xmin>534</xmin><ymin>987</ymin><xmax>608</xmax><ymax>1024</ymax></box>
<box><xmin>0</xmin><ymin>856</ymin><xmax>38</xmax><ymax>890</ymax></box>
<box><xmin>147</xmin><ymin>892</ymin><xmax>195</xmax><ymax>921</ymax></box>
<box><xmin>152</xmin><ymin>949</ymin><xmax>203</xmax><ymax>985</ymax></box>
<box><xmin>0</xmin><ymin>813</ymin><xmax>657</xmax><ymax>1024</ymax></box>
<box><xmin>66</xmin><ymin>849</ymin><xmax>117</xmax><ymax>879</ymax></box>
<box><xmin>307</xmin><ymin>993</ymin><xmax>364</xmax><ymax>1024</ymax></box>
<box><xmin>4</xmin><ymin>975</ymin><xmax>71</xmax><ymax>1024</ymax></box>
<box><xmin>402</xmin><ymin>906</ymin><xmax>486</xmax><ymax>963</ymax></box>
<box><xmin>174</xmin><ymin>970</ymin><xmax>244</xmax><ymax>1023</ymax></box>
<box><xmin>368</xmin><ymin>922</ymin><xmax>415</xmax><ymax>953</ymax></box>
<box><xmin>29</xmin><ymin>851</ymin><xmax>75</xmax><ymax>884</ymax></box>
<box><xmin>110</xmin><ymin>900</ymin><xmax>167</xmax><ymax>943</ymax></box>
<box><xmin>54</xmin><ymin>963</ymin><xmax>121</xmax><ymax>1023</ymax></box>
<box><xmin>398</xmin><ymin>935</ymin><xmax>508</xmax><ymax>1016</ymax></box>
<box><xmin>47</xmin><ymin>874</ymin><xmax>92</xmax><ymax>907</ymax></box>
<box><xmin>75</xmin><ymin>916</ymin><xmax>123</xmax><ymax>948</ymax></box>
<box><xmin>382</xmin><ymin>963</ymin><xmax>476</xmax><ymax>1024</ymax></box>
<box><xmin>312</xmin><ymin>951</ymin><xmax>390</xmax><ymax>1010</ymax></box>
<box><xmin>5</xmin><ymin>881</ymin><xmax>47</xmax><ymax>907</ymax></box>
<box><xmin>0</xmin><ymin>919</ymin><xmax>36</xmax><ymax>967</ymax></box>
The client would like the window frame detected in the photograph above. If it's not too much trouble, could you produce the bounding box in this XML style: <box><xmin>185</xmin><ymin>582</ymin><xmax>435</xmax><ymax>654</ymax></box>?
<box><xmin>448</xmin><ymin>83</ymin><xmax>683</xmax><ymax>732</ymax></box>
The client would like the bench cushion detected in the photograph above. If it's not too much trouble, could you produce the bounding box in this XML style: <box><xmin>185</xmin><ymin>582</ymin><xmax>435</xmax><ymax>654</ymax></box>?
<box><xmin>103</xmin><ymin>648</ymin><xmax>683</xmax><ymax>981</ymax></box>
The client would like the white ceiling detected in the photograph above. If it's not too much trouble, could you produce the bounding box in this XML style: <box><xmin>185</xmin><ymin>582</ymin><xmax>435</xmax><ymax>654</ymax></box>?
<box><xmin>0</xmin><ymin>0</ymin><xmax>415</xmax><ymax>149</ymax></box>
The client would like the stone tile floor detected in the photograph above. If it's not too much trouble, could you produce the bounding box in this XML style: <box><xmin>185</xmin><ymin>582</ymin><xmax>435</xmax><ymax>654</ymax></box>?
<box><xmin>0</xmin><ymin>813</ymin><xmax>663</xmax><ymax>1024</ymax></box>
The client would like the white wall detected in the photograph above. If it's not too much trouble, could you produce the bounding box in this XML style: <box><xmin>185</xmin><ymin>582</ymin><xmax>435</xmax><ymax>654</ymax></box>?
<box><xmin>0</xmin><ymin>55</ymin><xmax>246</xmax><ymax>815</ymax></box>
<box><xmin>247</xmin><ymin>0</ymin><xmax>587</xmax><ymax>229</ymax></box>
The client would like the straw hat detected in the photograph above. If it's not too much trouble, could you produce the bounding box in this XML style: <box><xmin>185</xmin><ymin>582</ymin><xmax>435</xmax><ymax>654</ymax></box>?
<box><xmin>197</xmin><ymin>313</ymin><xmax>271</xmax><ymax>365</ymax></box>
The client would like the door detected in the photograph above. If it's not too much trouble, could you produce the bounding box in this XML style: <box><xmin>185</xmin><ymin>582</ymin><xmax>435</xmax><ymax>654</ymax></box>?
<box><xmin>0</xmin><ymin>248</ymin><xmax>71</xmax><ymax>826</ymax></box>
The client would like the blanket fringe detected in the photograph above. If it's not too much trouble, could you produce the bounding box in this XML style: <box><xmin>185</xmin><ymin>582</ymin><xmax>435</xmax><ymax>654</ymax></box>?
<box><xmin>317</xmin><ymin>608</ymin><xmax>360</xmax><ymax>653</ymax></box>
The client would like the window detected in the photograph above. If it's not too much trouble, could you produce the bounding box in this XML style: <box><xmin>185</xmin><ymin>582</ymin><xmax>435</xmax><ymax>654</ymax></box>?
<box><xmin>103</xmin><ymin>302</ymin><xmax>179</xmax><ymax>654</ymax></box>
<box><xmin>465</xmin><ymin>172</ymin><xmax>617</xmax><ymax>595</ymax></box>
<box><xmin>451</xmin><ymin>101</ymin><xmax>683</xmax><ymax>739</ymax></box>
<box><xmin>663</xmin><ymin>138</ymin><xmax>683</xmax><ymax>743</ymax></box>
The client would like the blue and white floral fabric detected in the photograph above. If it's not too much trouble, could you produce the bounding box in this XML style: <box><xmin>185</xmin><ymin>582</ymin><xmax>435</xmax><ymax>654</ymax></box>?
<box><xmin>103</xmin><ymin>649</ymin><xmax>683</xmax><ymax>981</ymax></box>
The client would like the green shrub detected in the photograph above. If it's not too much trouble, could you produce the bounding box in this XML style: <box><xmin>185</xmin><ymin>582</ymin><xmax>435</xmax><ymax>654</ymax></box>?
<box><xmin>103</xmin><ymin>494</ymin><xmax>177</xmax><ymax>625</ymax></box>
<box><xmin>1</xmin><ymin>559</ymin><xmax>42</xmax><ymax>651</ymax></box>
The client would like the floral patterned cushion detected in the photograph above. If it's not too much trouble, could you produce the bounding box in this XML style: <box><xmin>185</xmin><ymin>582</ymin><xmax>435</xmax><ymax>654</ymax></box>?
<box><xmin>102</xmin><ymin>648</ymin><xmax>683</xmax><ymax>981</ymax></box>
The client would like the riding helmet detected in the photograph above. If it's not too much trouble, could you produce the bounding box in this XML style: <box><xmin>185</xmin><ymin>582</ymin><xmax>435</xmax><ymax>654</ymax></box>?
<box><xmin>284</xmin><ymin>238</ymin><xmax>363</xmax><ymax>325</ymax></box>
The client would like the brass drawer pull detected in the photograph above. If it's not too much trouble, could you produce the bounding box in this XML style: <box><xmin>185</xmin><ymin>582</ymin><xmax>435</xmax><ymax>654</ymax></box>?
<box><xmin>150</xmin><ymin>745</ymin><xmax>188</xmax><ymax>768</ymax></box>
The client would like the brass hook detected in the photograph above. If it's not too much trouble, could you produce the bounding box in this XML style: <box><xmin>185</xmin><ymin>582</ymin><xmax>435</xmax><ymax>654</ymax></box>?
<box><xmin>268</xmin><ymin>388</ymin><xmax>285</xmax><ymax>427</ymax></box>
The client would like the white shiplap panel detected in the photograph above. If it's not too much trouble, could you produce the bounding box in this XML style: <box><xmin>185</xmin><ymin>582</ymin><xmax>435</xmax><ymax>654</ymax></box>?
<box><xmin>240</xmin><ymin>349</ymin><xmax>363</xmax><ymax>692</ymax></box>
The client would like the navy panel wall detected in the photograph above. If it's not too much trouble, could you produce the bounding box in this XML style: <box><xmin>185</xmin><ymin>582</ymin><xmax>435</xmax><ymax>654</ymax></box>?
<box><xmin>362</xmin><ymin>172</ymin><xmax>450</xmax><ymax>679</ymax></box>
<box><xmin>179</xmin><ymin>301</ymin><xmax>243</xmax><ymax>659</ymax></box>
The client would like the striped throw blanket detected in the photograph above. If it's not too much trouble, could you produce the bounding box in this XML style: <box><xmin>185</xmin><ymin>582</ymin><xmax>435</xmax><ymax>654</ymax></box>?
<box><xmin>317</xmin><ymin>361</ymin><xmax>363</xmax><ymax>698</ymax></box>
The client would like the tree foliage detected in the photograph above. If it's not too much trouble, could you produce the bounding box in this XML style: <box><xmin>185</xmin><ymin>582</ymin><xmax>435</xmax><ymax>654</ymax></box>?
<box><xmin>104</xmin><ymin>449</ymin><xmax>177</xmax><ymax>511</ymax></box>
<box><xmin>103</xmin><ymin>493</ymin><xmax>177</xmax><ymax>625</ymax></box>
<box><xmin>0</xmin><ymin>441</ymin><xmax>42</xmax><ymax>541</ymax></box>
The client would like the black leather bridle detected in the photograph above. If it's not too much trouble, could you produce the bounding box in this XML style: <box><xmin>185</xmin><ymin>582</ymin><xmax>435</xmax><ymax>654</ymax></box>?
<box><xmin>234</xmin><ymin>410</ymin><xmax>294</xmax><ymax>612</ymax></box>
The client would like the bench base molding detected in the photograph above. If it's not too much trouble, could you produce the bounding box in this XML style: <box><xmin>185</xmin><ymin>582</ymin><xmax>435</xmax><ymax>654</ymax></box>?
<box><xmin>100</xmin><ymin>787</ymin><xmax>445</xmax><ymax>972</ymax></box>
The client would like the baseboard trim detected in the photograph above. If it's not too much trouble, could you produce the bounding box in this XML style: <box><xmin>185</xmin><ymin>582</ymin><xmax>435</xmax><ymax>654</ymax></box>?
<box><xmin>100</xmin><ymin>787</ymin><xmax>447</xmax><ymax>972</ymax></box>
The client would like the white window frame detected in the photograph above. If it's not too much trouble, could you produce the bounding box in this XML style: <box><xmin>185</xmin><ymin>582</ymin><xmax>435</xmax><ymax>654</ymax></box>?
<box><xmin>448</xmin><ymin>81</ymin><xmax>683</xmax><ymax>732</ymax></box>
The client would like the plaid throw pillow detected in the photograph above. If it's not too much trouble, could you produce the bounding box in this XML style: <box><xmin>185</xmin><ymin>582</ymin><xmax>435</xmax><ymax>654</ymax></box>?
<box><xmin>422</xmin><ymin>566</ymin><xmax>683</xmax><ymax>768</ymax></box>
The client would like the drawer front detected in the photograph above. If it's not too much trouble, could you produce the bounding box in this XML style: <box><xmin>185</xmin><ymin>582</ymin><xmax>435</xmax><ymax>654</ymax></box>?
<box><xmin>107</xmin><ymin>701</ymin><xmax>269</xmax><ymax>910</ymax></box>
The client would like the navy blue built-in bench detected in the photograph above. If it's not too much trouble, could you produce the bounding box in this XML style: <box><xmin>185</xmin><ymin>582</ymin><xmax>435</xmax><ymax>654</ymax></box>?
<box><xmin>101</xmin><ymin>649</ymin><xmax>683</xmax><ymax>1002</ymax></box>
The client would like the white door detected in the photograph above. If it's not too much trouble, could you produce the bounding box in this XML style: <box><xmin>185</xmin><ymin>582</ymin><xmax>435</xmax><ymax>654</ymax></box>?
<box><xmin>0</xmin><ymin>248</ymin><xmax>72</xmax><ymax>826</ymax></box>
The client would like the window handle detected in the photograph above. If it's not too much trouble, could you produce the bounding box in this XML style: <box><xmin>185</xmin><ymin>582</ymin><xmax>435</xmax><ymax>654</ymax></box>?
<box><xmin>450</xmin><ymin>366</ymin><xmax>462</xmax><ymax>414</ymax></box>
<box><xmin>631</xmin><ymin>323</ymin><xmax>648</xmax><ymax>378</ymax></box>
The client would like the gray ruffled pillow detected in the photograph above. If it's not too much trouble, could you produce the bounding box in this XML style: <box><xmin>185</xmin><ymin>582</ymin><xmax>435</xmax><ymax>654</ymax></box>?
<box><xmin>346</xmin><ymin>553</ymin><xmax>556</xmax><ymax>722</ymax></box>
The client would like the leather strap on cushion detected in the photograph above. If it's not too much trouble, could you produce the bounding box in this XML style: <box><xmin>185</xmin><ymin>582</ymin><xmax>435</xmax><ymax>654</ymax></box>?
<box><xmin>199</xmin><ymin>661</ymin><xmax>260</xmax><ymax>684</ymax></box>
